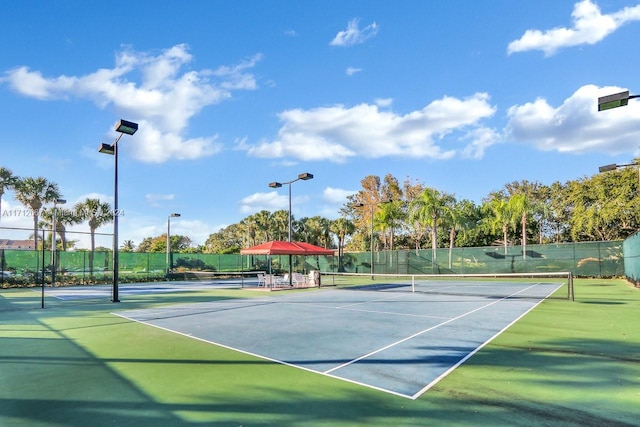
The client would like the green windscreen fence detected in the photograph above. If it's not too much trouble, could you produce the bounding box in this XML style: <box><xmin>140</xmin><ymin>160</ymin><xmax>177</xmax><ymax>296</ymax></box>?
<box><xmin>336</xmin><ymin>242</ymin><xmax>623</xmax><ymax>277</ymax></box>
<box><xmin>0</xmin><ymin>241</ymin><xmax>624</xmax><ymax>287</ymax></box>
<box><xmin>622</xmin><ymin>232</ymin><xmax>640</xmax><ymax>285</ymax></box>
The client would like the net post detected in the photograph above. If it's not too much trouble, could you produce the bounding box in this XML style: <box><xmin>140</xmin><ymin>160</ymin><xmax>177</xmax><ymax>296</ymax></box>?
<box><xmin>412</xmin><ymin>275</ymin><xmax>415</xmax><ymax>293</ymax></box>
<box><xmin>568</xmin><ymin>271</ymin><xmax>574</xmax><ymax>301</ymax></box>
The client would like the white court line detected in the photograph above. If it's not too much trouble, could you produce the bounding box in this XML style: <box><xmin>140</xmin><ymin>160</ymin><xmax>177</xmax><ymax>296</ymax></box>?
<box><xmin>112</xmin><ymin>310</ymin><xmax>413</xmax><ymax>399</ymax></box>
<box><xmin>323</xmin><ymin>283</ymin><xmax>545</xmax><ymax>376</ymax></box>
<box><xmin>410</xmin><ymin>282</ymin><xmax>562</xmax><ymax>399</ymax></box>
<box><xmin>280</xmin><ymin>297</ymin><xmax>451</xmax><ymax>320</ymax></box>
<box><xmin>336</xmin><ymin>291</ymin><xmax>408</xmax><ymax>309</ymax></box>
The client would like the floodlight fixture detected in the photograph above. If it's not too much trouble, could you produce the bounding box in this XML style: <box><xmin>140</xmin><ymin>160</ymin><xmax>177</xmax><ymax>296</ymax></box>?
<box><xmin>598</xmin><ymin>164</ymin><xmax>618</xmax><ymax>173</ymax></box>
<box><xmin>298</xmin><ymin>172</ymin><xmax>314</xmax><ymax>181</ymax></box>
<box><xmin>269</xmin><ymin>182</ymin><xmax>283</xmax><ymax>188</ymax></box>
<box><xmin>98</xmin><ymin>143</ymin><xmax>115</xmax><ymax>155</ymax></box>
<box><xmin>598</xmin><ymin>90</ymin><xmax>640</xmax><ymax>111</ymax></box>
<box><xmin>115</xmin><ymin>119</ymin><xmax>138</xmax><ymax>135</ymax></box>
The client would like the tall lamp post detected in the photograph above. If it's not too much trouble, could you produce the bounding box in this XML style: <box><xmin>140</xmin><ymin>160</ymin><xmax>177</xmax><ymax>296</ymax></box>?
<box><xmin>98</xmin><ymin>119</ymin><xmax>139</xmax><ymax>303</ymax></box>
<box><xmin>51</xmin><ymin>198</ymin><xmax>66</xmax><ymax>287</ymax></box>
<box><xmin>354</xmin><ymin>199</ymin><xmax>392</xmax><ymax>278</ymax></box>
<box><xmin>268</xmin><ymin>172</ymin><xmax>314</xmax><ymax>285</ymax></box>
<box><xmin>167</xmin><ymin>213</ymin><xmax>181</xmax><ymax>278</ymax></box>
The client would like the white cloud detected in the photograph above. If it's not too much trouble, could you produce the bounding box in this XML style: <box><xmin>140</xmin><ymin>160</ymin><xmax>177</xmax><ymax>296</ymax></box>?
<box><xmin>505</xmin><ymin>84</ymin><xmax>640</xmax><ymax>154</ymax></box>
<box><xmin>239</xmin><ymin>191</ymin><xmax>310</xmax><ymax>215</ymax></box>
<box><xmin>245</xmin><ymin>93</ymin><xmax>498</xmax><ymax>162</ymax></box>
<box><xmin>145</xmin><ymin>193</ymin><xmax>175</xmax><ymax>208</ymax></box>
<box><xmin>330</xmin><ymin>19</ymin><xmax>379</xmax><ymax>47</ymax></box>
<box><xmin>508</xmin><ymin>0</ymin><xmax>640</xmax><ymax>56</ymax></box>
<box><xmin>375</xmin><ymin>98</ymin><xmax>393</xmax><ymax>107</ymax></box>
<box><xmin>165</xmin><ymin>219</ymin><xmax>213</xmax><ymax>246</ymax></box>
<box><xmin>346</xmin><ymin>67</ymin><xmax>362</xmax><ymax>76</ymax></box>
<box><xmin>0</xmin><ymin>44</ymin><xmax>261</xmax><ymax>163</ymax></box>
<box><xmin>128</xmin><ymin>121</ymin><xmax>222</xmax><ymax>163</ymax></box>
<box><xmin>239</xmin><ymin>191</ymin><xmax>286</xmax><ymax>214</ymax></box>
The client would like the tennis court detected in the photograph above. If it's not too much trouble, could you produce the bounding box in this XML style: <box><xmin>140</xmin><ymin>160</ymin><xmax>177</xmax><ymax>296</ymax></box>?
<box><xmin>114</xmin><ymin>275</ymin><xmax>564</xmax><ymax>399</ymax></box>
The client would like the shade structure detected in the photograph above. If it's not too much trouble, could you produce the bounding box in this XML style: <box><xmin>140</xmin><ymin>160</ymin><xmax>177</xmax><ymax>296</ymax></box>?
<box><xmin>241</xmin><ymin>241</ymin><xmax>335</xmax><ymax>256</ymax></box>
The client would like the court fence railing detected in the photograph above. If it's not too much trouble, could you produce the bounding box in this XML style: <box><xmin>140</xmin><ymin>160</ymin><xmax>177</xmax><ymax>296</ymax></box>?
<box><xmin>0</xmin><ymin>240</ymin><xmax>625</xmax><ymax>288</ymax></box>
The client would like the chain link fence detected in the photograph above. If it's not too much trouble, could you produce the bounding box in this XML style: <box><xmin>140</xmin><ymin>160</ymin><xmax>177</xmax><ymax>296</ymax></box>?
<box><xmin>1</xmin><ymin>232</ymin><xmax>624</xmax><ymax>288</ymax></box>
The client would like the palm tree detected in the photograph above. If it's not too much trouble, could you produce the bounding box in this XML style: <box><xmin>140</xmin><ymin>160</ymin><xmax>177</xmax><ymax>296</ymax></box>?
<box><xmin>40</xmin><ymin>206</ymin><xmax>79</xmax><ymax>251</ymax></box>
<box><xmin>13</xmin><ymin>177</ymin><xmax>61</xmax><ymax>249</ymax></box>
<box><xmin>375</xmin><ymin>200</ymin><xmax>405</xmax><ymax>251</ymax></box>
<box><xmin>409</xmin><ymin>187</ymin><xmax>455</xmax><ymax>262</ymax></box>
<box><xmin>271</xmin><ymin>209</ymin><xmax>289</xmax><ymax>240</ymax></box>
<box><xmin>74</xmin><ymin>198</ymin><xmax>112</xmax><ymax>276</ymax></box>
<box><xmin>442</xmin><ymin>199</ymin><xmax>477</xmax><ymax>269</ymax></box>
<box><xmin>251</xmin><ymin>210</ymin><xmax>272</xmax><ymax>243</ymax></box>
<box><xmin>508</xmin><ymin>193</ymin><xmax>531</xmax><ymax>259</ymax></box>
<box><xmin>484</xmin><ymin>196</ymin><xmax>511</xmax><ymax>255</ymax></box>
<box><xmin>121</xmin><ymin>240</ymin><xmax>135</xmax><ymax>252</ymax></box>
<box><xmin>0</xmin><ymin>167</ymin><xmax>18</xmax><ymax>223</ymax></box>
<box><xmin>330</xmin><ymin>218</ymin><xmax>356</xmax><ymax>271</ymax></box>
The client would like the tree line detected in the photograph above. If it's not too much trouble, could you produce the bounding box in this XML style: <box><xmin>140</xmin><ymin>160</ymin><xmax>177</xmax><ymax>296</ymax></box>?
<box><xmin>3</xmin><ymin>163</ymin><xmax>639</xmax><ymax>259</ymax></box>
<box><xmin>203</xmin><ymin>168</ymin><xmax>640</xmax><ymax>256</ymax></box>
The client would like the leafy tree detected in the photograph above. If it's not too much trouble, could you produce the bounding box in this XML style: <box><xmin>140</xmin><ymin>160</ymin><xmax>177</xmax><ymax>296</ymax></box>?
<box><xmin>137</xmin><ymin>234</ymin><xmax>193</xmax><ymax>253</ymax></box>
<box><xmin>204</xmin><ymin>225</ymin><xmax>243</xmax><ymax>254</ymax></box>
<box><xmin>566</xmin><ymin>168</ymin><xmax>640</xmax><ymax>241</ymax></box>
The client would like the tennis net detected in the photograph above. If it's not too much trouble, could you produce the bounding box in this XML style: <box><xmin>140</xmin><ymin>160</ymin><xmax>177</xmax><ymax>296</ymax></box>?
<box><xmin>319</xmin><ymin>271</ymin><xmax>574</xmax><ymax>301</ymax></box>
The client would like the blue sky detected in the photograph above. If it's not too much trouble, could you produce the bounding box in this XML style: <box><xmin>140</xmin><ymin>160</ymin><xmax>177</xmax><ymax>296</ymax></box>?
<box><xmin>1</xmin><ymin>0</ymin><xmax>640</xmax><ymax>249</ymax></box>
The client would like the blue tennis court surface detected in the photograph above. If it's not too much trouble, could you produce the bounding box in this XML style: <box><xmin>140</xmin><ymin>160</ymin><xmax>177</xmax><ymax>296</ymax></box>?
<box><xmin>114</xmin><ymin>280</ymin><xmax>562</xmax><ymax>399</ymax></box>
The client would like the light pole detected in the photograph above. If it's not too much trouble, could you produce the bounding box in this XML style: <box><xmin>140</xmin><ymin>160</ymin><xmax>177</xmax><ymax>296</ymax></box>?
<box><xmin>354</xmin><ymin>199</ymin><xmax>392</xmax><ymax>278</ymax></box>
<box><xmin>269</xmin><ymin>172</ymin><xmax>314</xmax><ymax>284</ymax></box>
<box><xmin>167</xmin><ymin>213</ymin><xmax>181</xmax><ymax>278</ymax></box>
<box><xmin>98</xmin><ymin>119</ymin><xmax>138</xmax><ymax>303</ymax></box>
<box><xmin>51</xmin><ymin>198</ymin><xmax>66</xmax><ymax>287</ymax></box>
